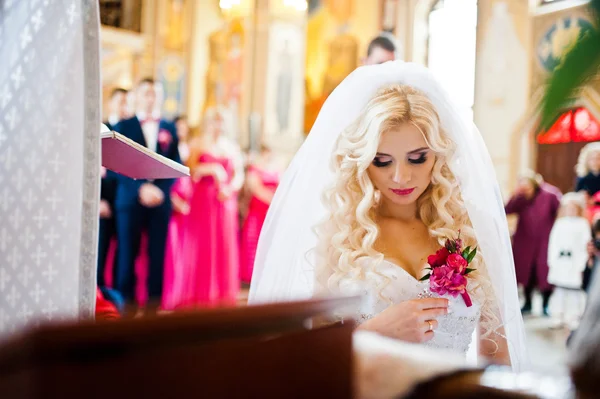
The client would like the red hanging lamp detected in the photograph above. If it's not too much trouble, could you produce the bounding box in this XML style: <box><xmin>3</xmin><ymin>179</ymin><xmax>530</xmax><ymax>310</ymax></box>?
<box><xmin>538</xmin><ymin>107</ymin><xmax>600</xmax><ymax>144</ymax></box>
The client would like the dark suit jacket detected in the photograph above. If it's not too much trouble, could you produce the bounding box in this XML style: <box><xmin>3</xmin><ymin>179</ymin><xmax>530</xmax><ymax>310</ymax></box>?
<box><xmin>101</xmin><ymin>121</ymin><xmax>117</xmax><ymax>206</ymax></box>
<box><xmin>112</xmin><ymin>116</ymin><xmax>181</xmax><ymax>210</ymax></box>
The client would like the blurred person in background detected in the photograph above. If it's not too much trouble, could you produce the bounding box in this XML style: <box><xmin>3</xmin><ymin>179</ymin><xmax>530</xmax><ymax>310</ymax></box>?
<box><xmin>112</xmin><ymin>78</ymin><xmax>181</xmax><ymax>315</ymax></box>
<box><xmin>239</xmin><ymin>143</ymin><xmax>282</xmax><ymax>285</ymax></box>
<box><xmin>363</xmin><ymin>34</ymin><xmax>397</xmax><ymax>65</ymax></box>
<box><xmin>174</xmin><ymin>114</ymin><xmax>191</xmax><ymax>164</ymax></box>
<box><xmin>576</xmin><ymin>142</ymin><xmax>600</xmax><ymax>219</ymax></box>
<box><xmin>505</xmin><ymin>170</ymin><xmax>561</xmax><ymax>316</ymax></box>
<box><xmin>98</xmin><ymin>88</ymin><xmax>129</xmax><ymax>289</ymax></box>
<box><xmin>584</xmin><ymin>217</ymin><xmax>600</xmax><ymax>293</ymax></box>
<box><xmin>547</xmin><ymin>193</ymin><xmax>590</xmax><ymax>329</ymax></box>
<box><xmin>568</xmin><ymin>216</ymin><xmax>600</xmax><ymax>346</ymax></box>
<box><xmin>173</xmin><ymin>107</ymin><xmax>244</xmax><ymax>308</ymax></box>
<box><xmin>586</xmin><ymin>191</ymin><xmax>600</xmax><ymax>222</ymax></box>
<box><xmin>104</xmin><ymin>87</ymin><xmax>129</xmax><ymax>130</ymax></box>
<box><xmin>162</xmin><ymin>114</ymin><xmax>193</xmax><ymax>310</ymax></box>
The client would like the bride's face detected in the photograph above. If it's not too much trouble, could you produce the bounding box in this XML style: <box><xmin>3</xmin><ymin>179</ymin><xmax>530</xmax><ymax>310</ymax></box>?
<box><xmin>367</xmin><ymin>123</ymin><xmax>435</xmax><ymax>206</ymax></box>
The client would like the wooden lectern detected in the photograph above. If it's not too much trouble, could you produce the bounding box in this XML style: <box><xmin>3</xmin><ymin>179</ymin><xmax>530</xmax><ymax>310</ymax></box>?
<box><xmin>0</xmin><ymin>297</ymin><xmax>359</xmax><ymax>399</ymax></box>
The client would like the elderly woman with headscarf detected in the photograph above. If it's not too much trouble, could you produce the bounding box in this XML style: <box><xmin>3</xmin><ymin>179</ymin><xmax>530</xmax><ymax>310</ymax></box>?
<box><xmin>505</xmin><ymin>171</ymin><xmax>562</xmax><ymax>316</ymax></box>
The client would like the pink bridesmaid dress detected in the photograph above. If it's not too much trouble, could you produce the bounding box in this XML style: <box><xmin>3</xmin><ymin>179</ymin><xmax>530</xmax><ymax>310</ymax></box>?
<box><xmin>240</xmin><ymin>165</ymin><xmax>280</xmax><ymax>283</ymax></box>
<box><xmin>174</xmin><ymin>153</ymin><xmax>240</xmax><ymax>308</ymax></box>
<box><xmin>104</xmin><ymin>233</ymin><xmax>149</xmax><ymax>307</ymax></box>
<box><xmin>161</xmin><ymin>177</ymin><xmax>193</xmax><ymax>310</ymax></box>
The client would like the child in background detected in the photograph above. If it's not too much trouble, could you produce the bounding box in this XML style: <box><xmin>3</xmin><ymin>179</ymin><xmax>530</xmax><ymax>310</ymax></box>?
<box><xmin>586</xmin><ymin>191</ymin><xmax>600</xmax><ymax>222</ymax></box>
<box><xmin>547</xmin><ymin>192</ymin><xmax>591</xmax><ymax>329</ymax></box>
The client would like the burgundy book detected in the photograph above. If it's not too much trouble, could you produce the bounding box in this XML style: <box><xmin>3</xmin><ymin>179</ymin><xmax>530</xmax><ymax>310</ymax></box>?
<box><xmin>101</xmin><ymin>124</ymin><xmax>189</xmax><ymax>180</ymax></box>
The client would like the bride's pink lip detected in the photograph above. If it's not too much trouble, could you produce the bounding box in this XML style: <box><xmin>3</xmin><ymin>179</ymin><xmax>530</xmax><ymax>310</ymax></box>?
<box><xmin>391</xmin><ymin>188</ymin><xmax>415</xmax><ymax>196</ymax></box>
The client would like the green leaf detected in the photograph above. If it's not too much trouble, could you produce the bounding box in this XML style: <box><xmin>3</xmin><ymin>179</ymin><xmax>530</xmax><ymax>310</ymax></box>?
<box><xmin>464</xmin><ymin>268</ymin><xmax>476</xmax><ymax>275</ymax></box>
<box><xmin>592</xmin><ymin>0</ymin><xmax>600</xmax><ymax>19</ymax></box>
<box><xmin>419</xmin><ymin>273</ymin><xmax>431</xmax><ymax>282</ymax></box>
<box><xmin>462</xmin><ymin>246</ymin><xmax>472</xmax><ymax>259</ymax></box>
<box><xmin>466</xmin><ymin>247</ymin><xmax>477</xmax><ymax>263</ymax></box>
<box><xmin>540</xmin><ymin>17</ymin><xmax>600</xmax><ymax>131</ymax></box>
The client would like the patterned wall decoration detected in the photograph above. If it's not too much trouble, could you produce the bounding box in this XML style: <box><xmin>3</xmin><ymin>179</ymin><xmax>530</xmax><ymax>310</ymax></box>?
<box><xmin>536</xmin><ymin>16</ymin><xmax>593</xmax><ymax>73</ymax></box>
<box><xmin>158</xmin><ymin>54</ymin><xmax>186</xmax><ymax>120</ymax></box>
<box><xmin>264</xmin><ymin>21</ymin><xmax>304</xmax><ymax>144</ymax></box>
<box><xmin>203</xmin><ymin>18</ymin><xmax>245</xmax><ymax>140</ymax></box>
<box><xmin>531</xmin><ymin>4</ymin><xmax>593</xmax><ymax>96</ymax></box>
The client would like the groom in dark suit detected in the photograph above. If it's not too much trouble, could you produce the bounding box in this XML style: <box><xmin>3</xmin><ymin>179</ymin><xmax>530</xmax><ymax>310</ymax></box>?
<box><xmin>113</xmin><ymin>78</ymin><xmax>181</xmax><ymax>314</ymax></box>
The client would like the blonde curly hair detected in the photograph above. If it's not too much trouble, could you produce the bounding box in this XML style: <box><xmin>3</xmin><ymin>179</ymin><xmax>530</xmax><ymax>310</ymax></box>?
<box><xmin>576</xmin><ymin>142</ymin><xmax>600</xmax><ymax>177</ymax></box>
<box><xmin>314</xmin><ymin>84</ymin><xmax>500</xmax><ymax>342</ymax></box>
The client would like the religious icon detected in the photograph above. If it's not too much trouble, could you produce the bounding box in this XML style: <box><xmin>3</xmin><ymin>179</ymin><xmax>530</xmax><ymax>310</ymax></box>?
<box><xmin>537</xmin><ymin>16</ymin><xmax>593</xmax><ymax>72</ymax></box>
<box><xmin>204</xmin><ymin>29</ymin><xmax>228</xmax><ymax>111</ymax></box>
<box><xmin>164</xmin><ymin>0</ymin><xmax>187</xmax><ymax>50</ymax></box>
<box><xmin>304</xmin><ymin>0</ymin><xmax>357</xmax><ymax>133</ymax></box>
<box><xmin>321</xmin><ymin>32</ymin><xmax>358</xmax><ymax>96</ymax></box>
<box><xmin>276</xmin><ymin>40</ymin><xmax>293</xmax><ymax>135</ymax></box>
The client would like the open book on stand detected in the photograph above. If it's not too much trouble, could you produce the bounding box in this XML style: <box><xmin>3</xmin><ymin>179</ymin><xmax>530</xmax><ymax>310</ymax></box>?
<box><xmin>101</xmin><ymin>123</ymin><xmax>189</xmax><ymax>180</ymax></box>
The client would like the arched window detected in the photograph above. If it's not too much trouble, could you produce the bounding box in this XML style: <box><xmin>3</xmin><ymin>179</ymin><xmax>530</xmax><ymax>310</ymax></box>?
<box><xmin>427</xmin><ymin>0</ymin><xmax>478</xmax><ymax>121</ymax></box>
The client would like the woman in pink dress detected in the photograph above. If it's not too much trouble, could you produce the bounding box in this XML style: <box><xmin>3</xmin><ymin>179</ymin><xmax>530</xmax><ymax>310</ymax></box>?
<box><xmin>161</xmin><ymin>116</ymin><xmax>192</xmax><ymax>310</ymax></box>
<box><xmin>106</xmin><ymin>116</ymin><xmax>194</xmax><ymax>313</ymax></box>
<box><xmin>161</xmin><ymin>177</ymin><xmax>192</xmax><ymax>310</ymax></box>
<box><xmin>240</xmin><ymin>145</ymin><xmax>281</xmax><ymax>284</ymax></box>
<box><xmin>174</xmin><ymin>107</ymin><xmax>244</xmax><ymax>308</ymax></box>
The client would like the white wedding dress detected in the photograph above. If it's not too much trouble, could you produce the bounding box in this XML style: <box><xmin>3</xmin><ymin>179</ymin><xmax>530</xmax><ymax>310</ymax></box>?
<box><xmin>337</xmin><ymin>259</ymin><xmax>481</xmax><ymax>355</ymax></box>
<box><xmin>249</xmin><ymin>62</ymin><xmax>528</xmax><ymax>369</ymax></box>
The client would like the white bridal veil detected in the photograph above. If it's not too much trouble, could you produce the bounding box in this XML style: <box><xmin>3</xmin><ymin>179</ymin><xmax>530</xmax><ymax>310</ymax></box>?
<box><xmin>249</xmin><ymin>61</ymin><xmax>527</xmax><ymax>370</ymax></box>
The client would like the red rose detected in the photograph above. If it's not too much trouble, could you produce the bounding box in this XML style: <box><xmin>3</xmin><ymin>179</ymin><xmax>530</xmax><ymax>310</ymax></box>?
<box><xmin>447</xmin><ymin>253</ymin><xmax>467</xmax><ymax>274</ymax></box>
<box><xmin>427</xmin><ymin>247</ymin><xmax>450</xmax><ymax>268</ymax></box>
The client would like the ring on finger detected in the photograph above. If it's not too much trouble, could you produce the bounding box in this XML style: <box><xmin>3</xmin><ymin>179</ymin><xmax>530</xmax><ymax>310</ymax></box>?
<box><xmin>427</xmin><ymin>320</ymin><xmax>434</xmax><ymax>332</ymax></box>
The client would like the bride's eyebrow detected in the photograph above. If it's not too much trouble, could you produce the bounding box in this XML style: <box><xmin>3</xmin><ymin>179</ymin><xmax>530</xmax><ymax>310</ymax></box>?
<box><xmin>407</xmin><ymin>147</ymin><xmax>429</xmax><ymax>155</ymax></box>
<box><xmin>375</xmin><ymin>152</ymin><xmax>392</xmax><ymax>157</ymax></box>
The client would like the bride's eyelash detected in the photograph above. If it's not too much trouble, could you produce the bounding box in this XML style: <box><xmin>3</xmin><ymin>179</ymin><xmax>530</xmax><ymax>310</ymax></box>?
<box><xmin>408</xmin><ymin>154</ymin><xmax>427</xmax><ymax>165</ymax></box>
<box><xmin>372</xmin><ymin>157</ymin><xmax>392</xmax><ymax>168</ymax></box>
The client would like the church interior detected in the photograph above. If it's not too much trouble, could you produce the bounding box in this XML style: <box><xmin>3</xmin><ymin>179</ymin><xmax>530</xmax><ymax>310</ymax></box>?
<box><xmin>99</xmin><ymin>0</ymin><xmax>600</xmax><ymax>195</ymax></box>
<box><xmin>2</xmin><ymin>0</ymin><xmax>600</xmax><ymax>397</ymax></box>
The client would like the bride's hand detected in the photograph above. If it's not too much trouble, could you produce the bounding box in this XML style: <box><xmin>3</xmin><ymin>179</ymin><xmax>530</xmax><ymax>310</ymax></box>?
<box><xmin>356</xmin><ymin>298</ymin><xmax>448</xmax><ymax>343</ymax></box>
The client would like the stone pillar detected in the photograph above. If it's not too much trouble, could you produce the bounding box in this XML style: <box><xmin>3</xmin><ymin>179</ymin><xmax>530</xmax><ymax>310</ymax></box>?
<box><xmin>138</xmin><ymin>0</ymin><xmax>158</xmax><ymax>79</ymax></box>
<box><xmin>473</xmin><ymin>0</ymin><xmax>531</xmax><ymax>196</ymax></box>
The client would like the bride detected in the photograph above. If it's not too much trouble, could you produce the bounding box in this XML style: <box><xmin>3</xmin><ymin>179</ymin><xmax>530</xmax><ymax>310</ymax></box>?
<box><xmin>249</xmin><ymin>61</ymin><xmax>527</xmax><ymax>370</ymax></box>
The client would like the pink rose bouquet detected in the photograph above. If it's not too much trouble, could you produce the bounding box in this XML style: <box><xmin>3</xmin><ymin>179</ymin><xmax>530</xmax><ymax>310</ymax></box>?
<box><xmin>421</xmin><ymin>233</ymin><xmax>476</xmax><ymax>307</ymax></box>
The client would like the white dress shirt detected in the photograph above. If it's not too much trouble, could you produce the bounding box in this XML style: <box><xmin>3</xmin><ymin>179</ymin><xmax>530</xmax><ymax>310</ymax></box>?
<box><xmin>108</xmin><ymin>114</ymin><xmax>120</xmax><ymax>128</ymax></box>
<box><xmin>136</xmin><ymin>111</ymin><xmax>159</xmax><ymax>152</ymax></box>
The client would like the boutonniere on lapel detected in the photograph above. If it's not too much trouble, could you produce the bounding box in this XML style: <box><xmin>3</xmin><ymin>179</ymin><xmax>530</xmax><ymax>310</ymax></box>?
<box><xmin>157</xmin><ymin>129</ymin><xmax>173</xmax><ymax>152</ymax></box>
